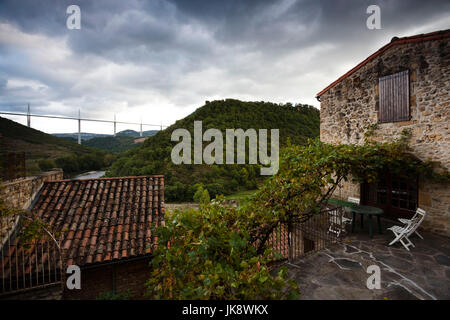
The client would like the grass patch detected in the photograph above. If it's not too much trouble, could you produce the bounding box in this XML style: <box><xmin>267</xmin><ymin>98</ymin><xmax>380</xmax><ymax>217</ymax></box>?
<box><xmin>224</xmin><ymin>189</ymin><xmax>258</xmax><ymax>201</ymax></box>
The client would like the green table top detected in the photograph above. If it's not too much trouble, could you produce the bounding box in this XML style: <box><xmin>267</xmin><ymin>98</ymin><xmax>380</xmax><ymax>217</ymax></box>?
<box><xmin>349</xmin><ymin>205</ymin><xmax>384</xmax><ymax>215</ymax></box>
<box><xmin>327</xmin><ymin>198</ymin><xmax>358</xmax><ymax>207</ymax></box>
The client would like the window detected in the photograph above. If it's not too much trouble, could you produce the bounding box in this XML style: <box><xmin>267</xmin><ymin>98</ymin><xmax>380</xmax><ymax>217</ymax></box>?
<box><xmin>378</xmin><ymin>70</ymin><xmax>410</xmax><ymax>123</ymax></box>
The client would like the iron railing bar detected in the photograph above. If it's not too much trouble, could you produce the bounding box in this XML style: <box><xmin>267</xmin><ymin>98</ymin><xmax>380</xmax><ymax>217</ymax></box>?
<box><xmin>1</xmin><ymin>215</ymin><xmax>4</xmax><ymax>292</ymax></box>
<box><xmin>8</xmin><ymin>218</ymin><xmax>12</xmax><ymax>291</ymax></box>
<box><xmin>35</xmin><ymin>243</ymin><xmax>38</xmax><ymax>286</ymax></box>
<box><xmin>28</xmin><ymin>245</ymin><xmax>33</xmax><ymax>288</ymax></box>
<box><xmin>41</xmin><ymin>243</ymin><xmax>44</xmax><ymax>284</ymax></box>
<box><xmin>53</xmin><ymin>243</ymin><xmax>57</xmax><ymax>282</ymax></box>
<box><xmin>22</xmin><ymin>247</ymin><xmax>25</xmax><ymax>289</ymax></box>
<box><xmin>47</xmin><ymin>242</ymin><xmax>51</xmax><ymax>283</ymax></box>
<box><xmin>15</xmin><ymin>228</ymin><xmax>18</xmax><ymax>290</ymax></box>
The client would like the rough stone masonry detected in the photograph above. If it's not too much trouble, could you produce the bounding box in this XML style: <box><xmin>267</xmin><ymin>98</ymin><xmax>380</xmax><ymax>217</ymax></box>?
<box><xmin>318</xmin><ymin>32</ymin><xmax>449</xmax><ymax>236</ymax></box>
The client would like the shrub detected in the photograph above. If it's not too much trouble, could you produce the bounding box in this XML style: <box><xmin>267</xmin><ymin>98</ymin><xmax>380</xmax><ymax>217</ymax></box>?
<box><xmin>146</xmin><ymin>200</ymin><xmax>299</xmax><ymax>299</ymax></box>
<box><xmin>193</xmin><ymin>184</ymin><xmax>210</xmax><ymax>204</ymax></box>
<box><xmin>204</xmin><ymin>183</ymin><xmax>225</xmax><ymax>198</ymax></box>
<box><xmin>166</xmin><ymin>181</ymin><xmax>192</xmax><ymax>202</ymax></box>
<box><xmin>55</xmin><ymin>156</ymin><xmax>79</xmax><ymax>174</ymax></box>
<box><xmin>147</xmin><ymin>134</ymin><xmax>448</xmax><ymax>299</ymax></box>
<box><xmin>37</xmin><ymin>159</ymin><xmax>56</xmax><ymax>172</ymax></box>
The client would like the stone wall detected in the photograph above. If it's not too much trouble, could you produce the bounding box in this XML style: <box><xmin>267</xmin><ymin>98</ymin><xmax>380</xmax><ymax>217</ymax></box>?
<box><xmin>63</xmin><ymin>257</ymin><xmax>152</xmax><ymax>300</ymax></box>
<box><xmin>1</xmin><ymin>284</ymin><xmax>62</xmax><ymax>300</ymax></box>
<box><xmin>319</xmin><ymin>36</ymin><xmax>450</xmax><ymax>236</ymax></box>
<box><xmin>2</xmin><ymin>257</ymin><xmax>152</xmax><ymax>300</ymax></box>
<box><xmin>0</xmin><ymin>169</ymin><xmax>63</xmax><ymax>209</ymax></box>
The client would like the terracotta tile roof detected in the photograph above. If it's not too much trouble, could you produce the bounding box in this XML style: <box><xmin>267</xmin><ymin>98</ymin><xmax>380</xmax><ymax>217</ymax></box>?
<box><xmin>2</xmin><ymin>176</ymin><xmax>164</xmax><ymax>271</ymax></box>
<box><xmin>316</xmin><ymin>29</ymin><xmax>450</xmax><ymax>99</ymax></box>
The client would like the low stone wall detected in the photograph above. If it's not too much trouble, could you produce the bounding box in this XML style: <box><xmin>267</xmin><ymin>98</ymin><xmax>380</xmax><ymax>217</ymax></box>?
<box><xmin>64</xmin><ymin>257</ymin><xmax>152</xmax><ymax>300</ymax></box>
<box><xmin>418</xmin><ymin>180</ymin><xmax>449</xmax><ymax>235</ymax></box>
<box><xmin>0</xmin><ymin>169</ymin><xmax>63</xmax><ymax>209</ymax></box>
<box><xmin>2</xmin><ymin>257</ymin><xmax>152</xmax><ymax>300</ymax></box>
<box><xmin>0</xmin><ymin>284</ymin><xmax>62</xmax><ymax>300</ymax></box>
<box><xmin>165</xmin><ymin>202</ymin><xmax>200</xmax><ymax>212</ymax></box>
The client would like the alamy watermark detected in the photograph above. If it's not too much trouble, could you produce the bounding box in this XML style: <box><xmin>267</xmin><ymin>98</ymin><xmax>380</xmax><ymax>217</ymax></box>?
<box><xmin>66</xmin><ymin>265</ymin><xmax>81</xmax><ymax>290</ymax></box>
<box><xmin>171</xmin><ymin>121</ymin><xmax>279</xmax><ymax>175</ymax></box>
<box><xmin>66</xmin><ymin>5</ymin><xmax>81</xmax><ymax>30</ymax></box>
<box><xmin>366</xmin><ymin>5</ymin><xmax>381</xmax><ymax>30</ymax></box>
<box><xmin>366</xmin><ymin>265</ymin><xmax>381</xmax><ymax>289</ymax></box>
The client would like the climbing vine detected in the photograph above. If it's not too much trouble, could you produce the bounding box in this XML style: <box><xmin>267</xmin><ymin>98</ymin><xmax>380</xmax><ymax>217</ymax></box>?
<box><xmin>147</xmin><ymin>134</ymin><xmax>448</xmax><ymax>299</ymax></box>
<box><xmin>0</xmin><ymin>182</ymin><xmax>61</xmax><ymax>247</ymax></box>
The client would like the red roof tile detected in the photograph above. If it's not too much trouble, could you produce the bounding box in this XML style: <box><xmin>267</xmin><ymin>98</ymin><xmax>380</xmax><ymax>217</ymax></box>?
<box><xmin>1</xmin><ymin>176</ymin><xmax>164</xmax><ymax>273</ymax></box>
<box><xmin>316</xmin><ymin>29</ymin><xmax>450</xmax><ymax>98</ymax></box>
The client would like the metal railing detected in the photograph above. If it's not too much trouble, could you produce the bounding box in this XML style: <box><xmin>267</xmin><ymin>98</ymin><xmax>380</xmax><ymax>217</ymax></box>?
<box><xmin>289</xmin><ymin>207</ymin><xmax>342</xmax><ymax>261</ymax></box>
<box><xmin>269</xmin><ymin>206</ymin><xmax>342</xmax><ymax>262</ymax></box>
<box><xmin>0</xmin><ymin>206</ymin><xmax>344</xmax><ymax>296</ymax></box>
<box><xmin>0</xmin><ymin>215</ymin><xmax>63</xmax><ymax>296</ymax></box>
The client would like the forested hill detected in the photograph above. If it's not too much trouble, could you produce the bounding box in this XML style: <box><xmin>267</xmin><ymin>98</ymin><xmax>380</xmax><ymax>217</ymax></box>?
<box><xmin>107</xmin><ymin>99</ymin><xmax>320</xmax><ymax>201</ymax></box>
<box><xmin>0</xmin><ymin>116</ymin><xmax>111</xmax><ymax>177</ymax></box>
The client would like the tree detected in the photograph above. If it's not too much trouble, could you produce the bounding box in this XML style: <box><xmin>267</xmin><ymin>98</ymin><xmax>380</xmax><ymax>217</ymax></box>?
<box><xmin>193</xmin><ymin>184</ymin><xmax>210</xmax><ymax>204</ymax></box>
<box><xmin>146</xmin><ymin>199</ymin><xmax>299</xmax><ymax>299</ymax></box>
<box><xmin>55</xmin><ymin>156</ymin><xmax>79</xmax><ymax>174</ymax></box>
<box><xmin>38</xmin><ymin>159</ymin><xmax>56</xmax><ymax>172</ymax></box>
<box><xmin>246</xmin><ymin>134</ymin><xmax>448</xmax><ymax>254</ymax></box>
<box><xmin>147</xmin><ymin>134</ymin><xmax>448</xmax><ymax>299</ymax></box>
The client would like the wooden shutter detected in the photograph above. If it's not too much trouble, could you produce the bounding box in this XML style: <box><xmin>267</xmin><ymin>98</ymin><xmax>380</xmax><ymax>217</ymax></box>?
<box><xmin>379</xmin><ymin>70</ymin><xmax>410</xmax><ymax>123</ymax></box>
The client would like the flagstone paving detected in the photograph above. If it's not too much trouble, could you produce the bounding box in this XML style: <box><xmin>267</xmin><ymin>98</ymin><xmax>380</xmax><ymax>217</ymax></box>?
<box><xmin>284</xmin><ymin>220</ymin><xmax>450</xmax><ymax>300</ymax></box>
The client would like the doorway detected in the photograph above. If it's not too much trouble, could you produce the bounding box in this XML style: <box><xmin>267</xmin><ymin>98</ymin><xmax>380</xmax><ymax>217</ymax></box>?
<box><xmin>361</xmin><ymin>171</ymin><xmax>418</xmax><ymax>220</ymax></box>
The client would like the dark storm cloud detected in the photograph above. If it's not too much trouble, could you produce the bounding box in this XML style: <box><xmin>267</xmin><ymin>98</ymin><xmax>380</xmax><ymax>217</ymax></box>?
<box><xmin>2</xmin><ymin>0</ymin><xmax>449</xmax><ymax>55</ymax></box>
<box><xmin>167</xmin><ymin>0</ymin><xmax>450</xmax><ymax>45</ymax></box>
<box><xmin>0</xmin><ymin>0</ymin><xmax>449</xmax><ymax>131</ymax></box>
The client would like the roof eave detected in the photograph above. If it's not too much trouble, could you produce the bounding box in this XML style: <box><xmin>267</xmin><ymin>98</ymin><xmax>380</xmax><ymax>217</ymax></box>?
<box><xmin>315</xmin><ymin>29</ymin><xmax>450</xmax><ymax>99</ymax></box>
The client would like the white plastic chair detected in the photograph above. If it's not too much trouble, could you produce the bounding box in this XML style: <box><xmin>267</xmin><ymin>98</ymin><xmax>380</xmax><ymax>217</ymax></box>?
<box><xmin>343</xmin><ymin>197</ymin><xmax>360</xmax><ymax>224</ymax></box>
<box><xmin>387</xmin><ymin>209</ymin><xmax>426</xmax><ymax>251</ymax></box>
<box><xmin>327</xmin><ymin>197</ymin><xmax>360</xmax><ymax>237</ymax></box>
<box><xmin>347</xmin><ymin>197</ymin><xmax>360</xmax><ymax>204</ymax></box>
<box><xmin>398</xmin><ymin>208</ymin><xmax>426</xmax><ymax>239</ymax></box>
<box><xmin>327</xmin><ymin>206</ymin><xmax>346</xmax><ymax>237</ymax></box>
<box><xmin>387</xmin><ymin>223</ymin><xmax>416</xmax><ymax>251</ymax></box>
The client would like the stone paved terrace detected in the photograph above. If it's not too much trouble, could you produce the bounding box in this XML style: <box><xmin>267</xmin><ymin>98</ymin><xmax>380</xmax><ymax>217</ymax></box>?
<box><xmin>284</xmin><ymin>220</ymin><xmax>450</xmax><ymax>300</ymax></box>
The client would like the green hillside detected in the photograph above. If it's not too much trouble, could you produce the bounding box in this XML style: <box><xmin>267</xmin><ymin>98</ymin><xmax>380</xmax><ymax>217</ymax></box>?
<box><xmin>84</xmin><ymin>136</ymin><xmax>139</xmax><ymax>153</ymax></box>
<box><xmin>116</xmin><ymin>129</ymin><xmax>158</xmax><ymax>137</ymax></box>
<box><xmin>53</xmin><ymin>129</ymin><xmax>158</xmax><ymax>140</ymax></box>
<box><xmin>107</xmin><ymin>99</ymin><xmax>320</xmax><ymax>202</ymax></box>
<box><xmin>0</xmin><ymin>116</ymin><xmax>112</xmax><ymax>177</ymax></box>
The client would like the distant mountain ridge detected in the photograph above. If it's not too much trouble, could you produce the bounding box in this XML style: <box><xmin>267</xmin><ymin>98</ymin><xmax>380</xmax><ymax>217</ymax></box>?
<box><xmin>116</xmin><ymin>129</ymin><xmax>158</xmax><ymax>137</ymax></box>
<box><xmin>52</xmin><ymin>129</ymin><xmax>158</xmax><ymax>140</ymax></box>
<box><xmin>52</xmin><ymin>129</ymin><xmax>158</xmax><ymax>154</ymax></box>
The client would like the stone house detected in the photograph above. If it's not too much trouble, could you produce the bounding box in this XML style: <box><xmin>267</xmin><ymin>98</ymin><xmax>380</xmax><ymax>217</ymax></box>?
<box><xmin>1</xmin><ymin>174</ymin><xmax>164</xmax><ymax>299</ymax></box>
<box><xmin>317</xmin><ymin>29</ymin><xmax>449</xmax><ymax>236</ymax></box>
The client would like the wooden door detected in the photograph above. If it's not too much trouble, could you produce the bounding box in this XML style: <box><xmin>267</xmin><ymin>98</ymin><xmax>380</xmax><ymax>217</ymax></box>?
<box><xmin>361</xmin><ymin>171</ymin><xmax>418</xmax><ymax>219</ymax></box>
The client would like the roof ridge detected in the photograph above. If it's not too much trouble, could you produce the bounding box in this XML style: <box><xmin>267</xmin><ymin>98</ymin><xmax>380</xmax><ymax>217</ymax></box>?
<box><xmin>44</xmin><ymin>175</ymin><xmax>164</xmax><ymax>183</ymax></box>
<box><xmin>316</xmin><ymin>28</ymin><xmax>450</xmax><ymax>98</ymax></box>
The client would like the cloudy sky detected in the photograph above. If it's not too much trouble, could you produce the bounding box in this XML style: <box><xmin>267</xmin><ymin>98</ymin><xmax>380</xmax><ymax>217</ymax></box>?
<box><xmin>0</xmin><ymin>0</ymin><xmax>449</xmax><ymax>134</ymax></box>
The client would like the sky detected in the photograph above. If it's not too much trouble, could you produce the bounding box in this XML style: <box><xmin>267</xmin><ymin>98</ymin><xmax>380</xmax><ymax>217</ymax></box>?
<box><xmin>0</xmin><ymin>0</ymin><xmax>449</xmax><ymax>134</ymax></box>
